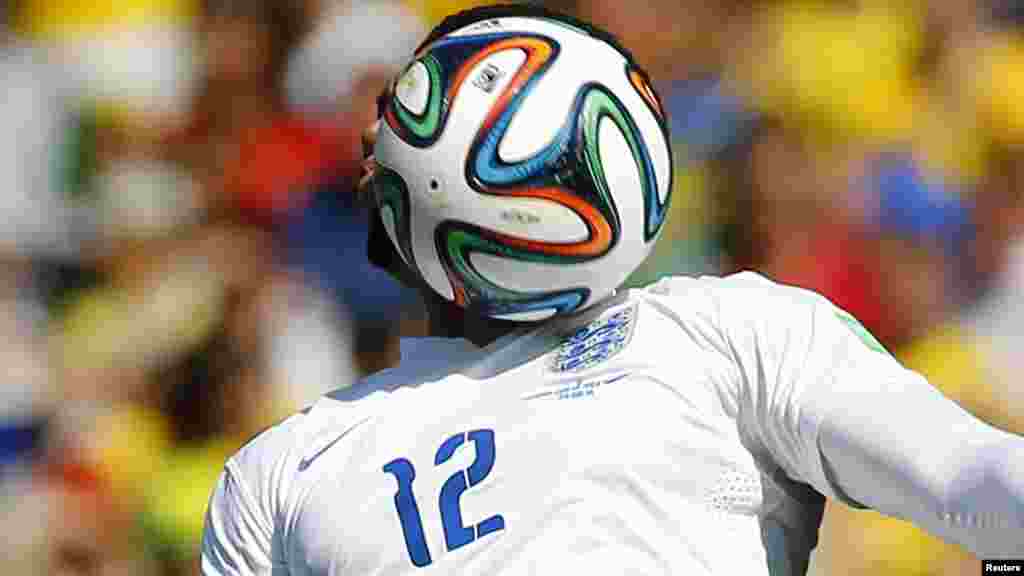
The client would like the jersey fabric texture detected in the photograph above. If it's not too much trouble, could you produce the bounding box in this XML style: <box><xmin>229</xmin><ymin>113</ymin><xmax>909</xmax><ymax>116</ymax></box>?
<box><xmin>202</xmin><ymin>272</ymin><xmax>1024</xmax><ymax>575</ymax></box>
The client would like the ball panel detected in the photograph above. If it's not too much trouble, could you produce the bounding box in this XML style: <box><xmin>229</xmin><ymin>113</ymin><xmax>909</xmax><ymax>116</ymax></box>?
<box><xmin>461</xmin><ymin>240</ymin><xmax>635</xmax><ymax>306</ymax></box>
<box><xmin>582</xmin><ymin>81</ymin><xmax>668</xmax><ymax>242</ymax></box>
<box><xmin>478</xmin><ymin>289</ymin><xmax>587</xmax><ymax>319</ymax></box>
<box><xmin>628</xmin><ymin>68</ymin><xmax>665</xmax><ymax>121</ymax></box>
<box><xmin>391</xmin><ymin>55</ymin><xmax>443</xmax><ymax>141</ymax></box>
<box><xmin>434</xmin><ymin>220</ymin><xmax>590</xmax><ymax>315</ymax></box>
<box><xmin>619</xmin><ymin>65</ymin><xmax>673</xmax><ymax>209</ymax></box>
<box><xmin>493</xmin><ymin>24</ymin><xmax>628</xmax><ymax>167</ymax></box>
<box><xmin>463</xmin><ymin>37</ymin><xmax>562</xmax><ymax>187</ymax></box>
<box><xmin>373</xmin><ymin>164</ymin><xmax>417</xmax><ymax>268</ymax></box>
<box><xmin>472</xmin><ymin>195</ymin><xmax>590</xmax><ymax>244</ymax></box>
<box><xmin>597</xmin><ymin>116</ymin><xmax>646</xmax><ymax>248</ymax></box>
<box><xmin>494</xmin><ymin>55</ymin><xmax>577</xmax><ymax>164</ymax></box>
<box><xmin>386</xmin><ymin>32</ymin><xmax>535</xmax><ymax>149</ymax></box>
<box><xmin>492</xmin><ymin>309</ymin><xmax>557</xmax><ymax>322</ymax></box>
<box><xmin>395</xmin><ymin>61</ymin><xmax>431</xmax><ymax>117</ymax></box>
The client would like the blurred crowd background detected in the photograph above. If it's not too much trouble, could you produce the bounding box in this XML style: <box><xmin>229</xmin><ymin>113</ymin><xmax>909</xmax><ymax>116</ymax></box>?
<box><xmin>1</xmin><ymin>0</ymin><xmax>1021</xmax><ymax>574</ymax></box>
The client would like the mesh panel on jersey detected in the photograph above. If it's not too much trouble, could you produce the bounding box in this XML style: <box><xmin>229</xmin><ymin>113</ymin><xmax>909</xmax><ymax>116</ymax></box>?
<box><xmin>706</xmin><ymin>468</ymin><xmax>762</xmax><ymax>516</ymax></box>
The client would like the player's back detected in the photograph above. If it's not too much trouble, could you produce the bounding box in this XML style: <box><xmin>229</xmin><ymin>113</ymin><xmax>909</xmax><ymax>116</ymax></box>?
<box><xmin>204</xmin><ymin>273</ymin><xmax>829</xmax><ymax>575</ymax></box>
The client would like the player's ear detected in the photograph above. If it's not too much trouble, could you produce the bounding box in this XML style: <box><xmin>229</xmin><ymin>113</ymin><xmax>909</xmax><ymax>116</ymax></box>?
<box><xmin>362</xmin><ymin>120</ymin><xmax>380</xmax><ymax>158</ymax></box>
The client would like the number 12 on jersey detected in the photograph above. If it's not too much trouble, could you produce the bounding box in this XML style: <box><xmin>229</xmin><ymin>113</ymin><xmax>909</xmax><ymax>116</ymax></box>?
<box><xmin>382</xmin><ymin>429</ymin><xmax>505</xmax><ymax>567</ymax></box>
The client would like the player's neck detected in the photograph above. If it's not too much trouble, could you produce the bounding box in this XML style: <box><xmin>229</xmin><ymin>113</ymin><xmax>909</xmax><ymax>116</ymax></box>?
<box><xmin>423</xmin><ymin>290</ymin><xmax>629</xmax><ymax>348</ymax></box>
<box><xmin>424</xmin><ymin>298</ymin><xmax>521</xmax><ymax>348</ymax></box>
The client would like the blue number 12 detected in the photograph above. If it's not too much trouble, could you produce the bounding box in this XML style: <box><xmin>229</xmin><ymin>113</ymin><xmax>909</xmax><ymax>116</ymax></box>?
<box><xmin>382</xmin><ymin>429</ymin><xmax>505</xmax><ymax>568</ymax></box>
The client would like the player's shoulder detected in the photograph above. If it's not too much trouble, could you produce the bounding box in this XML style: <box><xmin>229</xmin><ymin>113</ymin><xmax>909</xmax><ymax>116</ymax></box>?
<box><xmin>635</xmin><ymin>271</ymin><xmax>839</xmax><ymax>342</ymax></box>
<box><xmin>641</xmin><ymin>270</ymin><xmax>821</xmax><ymax>310</ymax></box>
<box><xmin>226</xmin><ymin>337</ymin><xmax>479</xmax><ymax>485</ymax></box>
<box><xmin>225</xmin><ymin>412</ymin><xmax>308</xmax><ymax>497</ymax></box>
<box><xmin>324</xmin><ymin>337</ymin><xmax>480</xmax><ymax>404</ymax></box>
<box><xmin>642</xmin><ymin>270</ymin><xmax>805</xmax><ymax>297</ymax></box>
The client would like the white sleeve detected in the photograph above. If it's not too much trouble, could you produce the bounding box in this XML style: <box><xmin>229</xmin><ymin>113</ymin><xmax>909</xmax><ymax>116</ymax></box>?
<box><xmin>710</xmin><ymin>272</ymin><xmax>1024</xmax><ymax>558</ymax></box>
<box><xmin>201</xmin><ymin>461</ymin><xmax>277</xmax><ymax>575</ymax></box>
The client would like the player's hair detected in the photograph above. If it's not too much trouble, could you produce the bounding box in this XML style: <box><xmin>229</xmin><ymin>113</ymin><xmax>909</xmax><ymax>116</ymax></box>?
<box><xmin>366</xmin><ymin>2</ymin><xmax>661</xmax><ymax>272</ymax></box>
<box><xmin>416</xmin><ymin>3</ymin><xmax>639</xmax><ymax>65</ymax></box>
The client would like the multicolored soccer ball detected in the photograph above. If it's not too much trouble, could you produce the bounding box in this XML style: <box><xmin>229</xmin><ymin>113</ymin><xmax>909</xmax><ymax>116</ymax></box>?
<box><xmin>374</xmin><ymin>14</ymin><xmax>672</xmax><ymax>321</ymax></box>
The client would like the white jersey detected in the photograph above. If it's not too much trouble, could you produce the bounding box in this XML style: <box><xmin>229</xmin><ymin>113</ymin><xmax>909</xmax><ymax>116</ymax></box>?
<box><xmin>202</xmin><ymin>273</ymin><xmax>1024</xmax><ymax>575</ymax></box>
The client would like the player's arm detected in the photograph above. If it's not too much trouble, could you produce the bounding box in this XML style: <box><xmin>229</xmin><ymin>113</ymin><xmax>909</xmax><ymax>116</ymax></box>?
<box><xmin>812</xmin><ymin>344</ymin><xmax>1024</xmax><ymax>558</ymax></box>
<box><xmin>705</xmin><ymin>273</ymin><xmax>1024</xmax><ymax>558</ymax></box>
<box><xmin>201</xmin><ymin>461</ymin><xmax>278</xmax><ymax>575</ymax></box>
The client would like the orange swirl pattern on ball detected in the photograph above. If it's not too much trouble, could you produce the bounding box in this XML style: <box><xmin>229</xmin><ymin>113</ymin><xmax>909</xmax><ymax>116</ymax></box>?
<box><xmin>457</xmin><ymin>36</ymin><xmax>615</xmax><ymax>259</ymax></box>
<box><xmin>481</xmin><ymin>187</ymin><xmax>613</xmax><ymax>257</ymax></box>
<box><xmin>628</xmin><ymin>68</ymin><xmax>664</xmax><ymax>120</ymax></box>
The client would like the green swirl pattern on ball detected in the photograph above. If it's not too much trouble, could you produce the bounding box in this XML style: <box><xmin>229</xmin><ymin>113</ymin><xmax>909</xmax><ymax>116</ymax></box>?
<box><xmin>443</xmin><ymin>222</ymin><xmax>573</xmax><ymax>274</ymax></box>
<box><xmin>373</xmin><ymin>165</ymin><xmax>416</xmax><ymax>268</ymax></box>
<box><xmin>393</xmin><ymin>55</ymin><xmax>444</xmax><ymax>141</ymax></box>
<box><xmin>579</xmin><ymin>88</ymin><xmax>627</xmax><ymax>234</ymax></box>
<box><xmin>435</xmin><ymin>221</ymin><xmax>587</xmax><ymax>315</ymax></box>
<box><xmin>579</xmin><ymin>87</ymin><xmax>665</xmax><ymax>242</ymax></box>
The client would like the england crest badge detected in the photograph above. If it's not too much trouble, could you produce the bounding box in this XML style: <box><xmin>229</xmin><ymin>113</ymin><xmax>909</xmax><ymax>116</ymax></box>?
<box><xmin>551</xmin><ymin>305</ymin><xmax>636</xmax><ymax>373</ymax></box>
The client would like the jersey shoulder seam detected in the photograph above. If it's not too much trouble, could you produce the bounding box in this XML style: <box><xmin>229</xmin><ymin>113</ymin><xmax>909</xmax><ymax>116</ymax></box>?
<box><xmin>223</xmin><ymin>458</ymin><xmax>277</xmax><ymax>541</ymax></box>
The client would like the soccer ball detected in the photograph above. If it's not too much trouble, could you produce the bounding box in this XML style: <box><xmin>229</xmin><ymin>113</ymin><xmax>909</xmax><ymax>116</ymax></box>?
<box><xmin>374</xmin><ymin>14</ymin><xmax>672</xmax><ymax>322</ymax></box>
